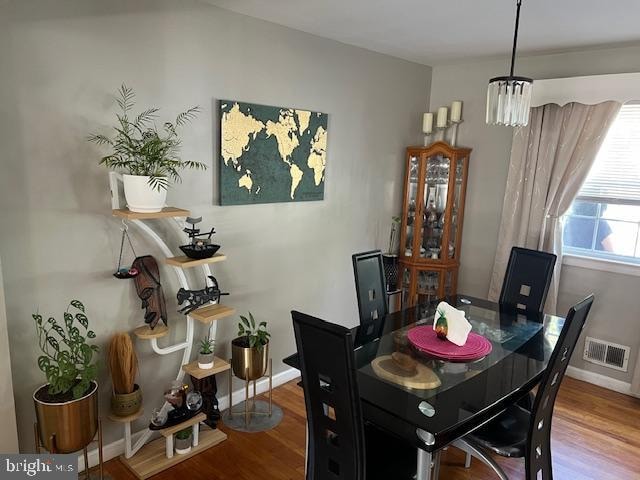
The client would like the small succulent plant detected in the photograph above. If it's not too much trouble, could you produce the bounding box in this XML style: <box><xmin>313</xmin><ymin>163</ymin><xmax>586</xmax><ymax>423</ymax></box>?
<box><xmin>199</xmin><ymin>336</ymin><xmax>215</xmax><ymax>355</ymax></box>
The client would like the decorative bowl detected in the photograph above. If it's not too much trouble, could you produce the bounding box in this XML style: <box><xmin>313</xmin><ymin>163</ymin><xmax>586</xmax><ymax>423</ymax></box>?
<box><xmin>179</xmin><ymin>244</ymin><xmax>221</xmax><ymax>259</ymax></box>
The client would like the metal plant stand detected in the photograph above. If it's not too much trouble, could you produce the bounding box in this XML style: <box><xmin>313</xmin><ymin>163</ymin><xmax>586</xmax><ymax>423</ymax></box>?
<box><xmin>34</xmin><ymin>419</ymin><xmax>108</xmax><ymax>480</ymax></box>
<box><xmin>223</xmin><ymin>359</ymin><xmax>283</xmax><ymax>432</ymax></box>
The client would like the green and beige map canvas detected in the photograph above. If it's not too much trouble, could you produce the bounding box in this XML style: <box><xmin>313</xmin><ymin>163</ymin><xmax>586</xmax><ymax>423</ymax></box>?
<box><xmin>219</xmin><ymin>100</ymin><xmax>328</xmax><ymax>205</ymax></box>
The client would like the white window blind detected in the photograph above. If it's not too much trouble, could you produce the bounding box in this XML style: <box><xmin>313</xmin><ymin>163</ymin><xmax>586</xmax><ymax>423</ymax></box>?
<box><xmin>578</xmin><ymin>103</ymin><xmax>640</xmax><ymax>206</ymax></box>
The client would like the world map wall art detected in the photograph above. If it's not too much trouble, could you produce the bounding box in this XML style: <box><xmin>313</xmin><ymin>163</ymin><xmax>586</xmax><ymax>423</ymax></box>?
<box><xmin>219</xmin><ymin>100</ymin><xmax>328</xmax><ymax>205</ymax></box>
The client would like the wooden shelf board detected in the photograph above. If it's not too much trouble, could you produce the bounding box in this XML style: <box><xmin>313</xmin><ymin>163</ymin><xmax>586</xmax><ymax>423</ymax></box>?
<box><xmin>157</xmin><ymin>412</ymin><xmax>207</xmax><ymax>438</ymax></box>
<box><xmin>182</xmin><ymin>357</ymin><xmax>231</xmax><ymax>380</ymax></box>
<box><xmin>107</xmin><ymin>409</ymin><xmax>144</xmax><ymax>424</ymax></box>
<box><xmin>119</xmin><ymin>427</ymin><xmax>226</xmax><ymax>480</ymax></box>
<box><xmin>165</xmin><ymin>254</ymin><xmax>226</xmax><ymax>268</ymax></box>
<box><xmin>112</xmin><ymin>207</ymin><xmax>190</xmax><ymax>220</ymax></box>
<box><xmin>190</xmin><ymin>304</ymin><xmax>236</xmax><ymax>323</ymax></box>
<box><xmin>133</xmin><ymin>324</ymin><xmax>168</xmax><ymax>340</ymax></box>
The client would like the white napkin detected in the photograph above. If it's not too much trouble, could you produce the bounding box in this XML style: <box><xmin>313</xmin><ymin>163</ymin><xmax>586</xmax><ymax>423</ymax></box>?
<box><xmin>433</xmin><ymin>301</ymin><xmax>472</xmax><ymax>346</ymax></box>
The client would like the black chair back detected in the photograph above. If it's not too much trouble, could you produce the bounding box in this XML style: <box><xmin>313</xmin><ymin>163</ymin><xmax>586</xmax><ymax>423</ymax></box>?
<box><xmin>352</xmin><ymin>250</ymin><xmax>388</xmax><ymax>324</ymax></box>
<box><xmin>292</xmin><ymin>311</ymin><xmax>366</xmax><ymax>480</ymax></box>
<box><xmin>526</xmin><ymin>295</ymin><xmax>594</xmax><ymax>480</ymax></box>
<box><xmin>499</xmin><ymin>247</ymin><xmax>557</xmax><ymax>315</ymax></box>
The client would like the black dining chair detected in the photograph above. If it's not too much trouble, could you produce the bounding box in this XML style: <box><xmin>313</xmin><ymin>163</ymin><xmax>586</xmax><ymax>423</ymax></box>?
<box><xmin>352</xmin><ymin>250</ymin><xmax>389</xmax><ymax>324</ymax></box>
<box><xmin>499</xmin><ymin>247</ymin><xmax>557</xmax><ymax>315</ymax></box>
<box><xmin>462</xmin><ymin>295</ymin><xmax>594</xmax><ymax>480</ymax></box>
<box><xmin>292</xmin><ymin>310</ymin><xmax>416</xmax><ymax>480</ymax></box>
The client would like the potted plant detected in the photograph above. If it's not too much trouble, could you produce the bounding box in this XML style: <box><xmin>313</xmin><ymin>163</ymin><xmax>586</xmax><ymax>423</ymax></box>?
<box><xmin>231</xmin><ymin>312</ymin><xmax>270</xmax><ymax>381</ymax></box>
<box><xmin>197</xmin><ymin>336</ymin><xmax>215</xmax><ymax>369</ymax></box>
<box><xmin>107</xmin><ymin>332</ymin><xmax>142</xmax><ymax>417</ymax></box>
<box><xmin>174</xmin><ymin>427</ymin><xmax>192</xmax><ymax>455</ymax></box>
<box><xmin>88</xmin><ymin>84</ymin><xmax>207</xmax><ymax>213</ymax></box>
<box><xmin>32</xmin><ymin>300</ymin><xmax>99</xmax><ymax>453</ymax></box>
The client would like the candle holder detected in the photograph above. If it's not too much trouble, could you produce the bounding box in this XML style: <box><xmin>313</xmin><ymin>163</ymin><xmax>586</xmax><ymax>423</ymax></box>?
<box><xmin>423</xmin><ymin>132</ymin><xmax>433</xmax><ymax>146</ymax></box>
<box><xmin>435</xmin><ymin>126</ymin><xmax>447</xmax><ymax>142</ymax></box>
<box><xmin>449</xmin><ymin>120</ymin><xmax>463</xmax><ymax>147</ymax></box>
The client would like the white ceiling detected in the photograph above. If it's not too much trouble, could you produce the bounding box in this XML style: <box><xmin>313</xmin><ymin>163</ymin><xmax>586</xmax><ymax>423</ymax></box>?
<box><xmin>204</xmin><ymin>0</ymin><xmax>640</xmax><ymax>65</ymax></box>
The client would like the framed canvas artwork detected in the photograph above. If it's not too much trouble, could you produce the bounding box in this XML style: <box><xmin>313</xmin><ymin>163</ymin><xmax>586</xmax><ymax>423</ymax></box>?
<box><xmin>219</xmin><ymin>100</ymin><xmax>328</xmax><ymax>205</ymax></box>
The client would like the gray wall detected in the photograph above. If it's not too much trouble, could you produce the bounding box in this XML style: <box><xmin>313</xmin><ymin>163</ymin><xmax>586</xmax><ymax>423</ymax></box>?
<box><xmin>0</xmin><ymin>0</ymin><xmax>431</xmax><ymax>451</ymax></box>
<box><xmin>429</xmin><ymin>44</ymin><xmax>640</xmax><ymax>382</ymax></box>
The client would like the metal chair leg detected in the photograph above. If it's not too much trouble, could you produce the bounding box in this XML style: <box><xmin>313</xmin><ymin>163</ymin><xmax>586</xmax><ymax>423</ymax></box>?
<box><xmin>432</xmin><ymin>450</ymin><xmax>441</xmax><ymax>480</ymax></box>
<box><xmin>416</xmin><ymin>449</ymin><xmax>433</xmax><ymax>480</ymax></box>
<box><xmin>452</xmin><ymin>439</ymin><xmax>508</xmax><ymax>480</ymax></box>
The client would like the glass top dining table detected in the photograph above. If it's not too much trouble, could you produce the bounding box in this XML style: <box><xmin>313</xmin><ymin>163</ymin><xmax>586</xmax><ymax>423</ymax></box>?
<box><xmin>284</xmin><ymin>294</ymin><xmax>564</xmax><ymax>452</ymax></box>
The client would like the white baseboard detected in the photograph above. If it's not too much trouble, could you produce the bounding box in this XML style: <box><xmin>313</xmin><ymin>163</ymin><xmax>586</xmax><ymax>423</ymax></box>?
<box><xmin>565</xmin><ymin>365</ymin><xmax>634</xmax><ymax>396</ymax></box>
<box><xmin>78</xmin><ymin>367</ymin><xmax>300</xmax><ymax>471</ymax></box>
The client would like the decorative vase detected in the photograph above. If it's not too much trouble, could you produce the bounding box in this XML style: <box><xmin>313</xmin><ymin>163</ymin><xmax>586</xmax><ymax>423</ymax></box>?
<box><xmin>110</xmin><ymin>384</ymin><xmax>142</xmax><ymax>417</ymax></box>
<box><xmin>33</xmin><ymin>381</ymin><xmax>98</xmax><ymax>453</ymax></box>
<box><xmin>231</xmin><ymin>338</ymin><xmax>269</xmax><ymax>381</ymax></box>
<box><xmin>122</xmin><ymin>174</ymin><xmax>167</xmax><ymax>213</ymax></box>
<box><xmin>174</xmin><ymin>431</ymin><xmax>192</xmax><ymax>455</ymax></box>
<box><xmin>198</xmin><ymin>352</ymin><xmax>215</xmax><ymax>370</ymax></box>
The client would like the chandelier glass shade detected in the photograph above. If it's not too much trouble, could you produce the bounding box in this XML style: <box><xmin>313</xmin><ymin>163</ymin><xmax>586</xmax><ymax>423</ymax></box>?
<box><xmin>486</xmin><ymin>0</ymin><xmax>533</xmax><ymax>127</ymax></box>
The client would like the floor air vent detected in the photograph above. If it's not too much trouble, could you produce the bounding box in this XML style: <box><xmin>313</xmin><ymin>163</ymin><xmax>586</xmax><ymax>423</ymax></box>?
<box><xmin>583</xmin><ymin>337</ymin><xmax>630</xmax><ymax>372</ymax></box>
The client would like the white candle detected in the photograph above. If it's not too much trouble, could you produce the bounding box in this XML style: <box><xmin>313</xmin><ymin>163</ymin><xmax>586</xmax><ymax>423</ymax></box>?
<box><xmin>436</xmin><ymin>107</ymin><xmax>448</xmax><ymax>128</ymax></box>
<box><xmin>451</xmin><ymin>101</ymin><xmax>463</xmax><ymax>123</ymax></box>
<box><xmin>422</xmin><ymin>113</ymin><xmax>433</xmax><ymax>134</ymax></box>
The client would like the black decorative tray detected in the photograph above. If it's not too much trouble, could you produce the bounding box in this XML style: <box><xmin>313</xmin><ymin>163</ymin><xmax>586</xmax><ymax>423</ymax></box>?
<box><xmin>179</xmin><ymin>244</ymin><xmax>221</xmax><ymax>260</ymax></box>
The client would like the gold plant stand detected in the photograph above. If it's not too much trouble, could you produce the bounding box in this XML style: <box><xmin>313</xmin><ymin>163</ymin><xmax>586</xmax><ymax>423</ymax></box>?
<box><xmin>34</xmin><ymin>418</ymin><xmax>106</xmax><ymax>480</ymax></box>
<box><xmin>224</xmin><ymin>358</ymin><xmax>283</xmax><ymax>432</ymax></box>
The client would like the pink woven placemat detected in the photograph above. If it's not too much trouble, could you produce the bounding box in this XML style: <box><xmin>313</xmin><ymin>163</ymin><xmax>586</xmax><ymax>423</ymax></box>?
<box><xmin>407</xmin><ymin>326</ymin><xmax>492</xmax><ymax>361</ymax></box>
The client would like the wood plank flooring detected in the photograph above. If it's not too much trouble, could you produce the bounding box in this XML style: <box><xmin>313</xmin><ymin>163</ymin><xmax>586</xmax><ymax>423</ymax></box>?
<box><xmin>104</xmin><ymin>377</ymin><xmax>640</xmax><ymax>479</ymax></box>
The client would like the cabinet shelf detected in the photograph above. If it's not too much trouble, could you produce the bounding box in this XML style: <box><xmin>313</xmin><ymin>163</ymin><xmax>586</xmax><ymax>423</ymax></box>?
<box><xmin>164</xmin><ymin>254</ymin><xmax>226</xmax><ymax>268</ymax></box>
<box><xmin>133</xmin><ymin>324</ymin><xmax>168</xmax><ymax>339</ymax></box>
<box><xmin>112</xmin><ymin>207</ymin><xmax>190</xmax><ymax>220</ymax></box>
<box><xmin>182</xmin><ymin>357</ymin><xmax>231</xmax><ymax>379</ymax></box>
<box><xmin>190</xmin><ymin>304</ymin><xmax>236</xmax><ymax>323</ymax></box>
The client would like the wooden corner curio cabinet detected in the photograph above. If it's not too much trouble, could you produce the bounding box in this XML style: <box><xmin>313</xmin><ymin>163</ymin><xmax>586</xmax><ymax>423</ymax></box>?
<box><xmin>398</xmin><ymin>141</ymin><xmax>471</xmax><ymax>307</ymax></box>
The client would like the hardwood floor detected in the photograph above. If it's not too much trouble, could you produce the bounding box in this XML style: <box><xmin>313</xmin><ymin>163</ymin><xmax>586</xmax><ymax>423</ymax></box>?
<box><xmin>104</xmin><ymin>377</ymin><xmax>640</xmax><ymax>479</ymax></box>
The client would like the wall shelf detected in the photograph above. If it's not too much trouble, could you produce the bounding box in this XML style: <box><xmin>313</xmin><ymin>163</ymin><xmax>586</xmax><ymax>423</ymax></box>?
<box><xmin>190</xmin><ymin>304</ymin><xmax>236</xmax><ymax>324</ymax></box>
<box><xmin>107</xmin><ymin>409</ymin><xmax>144</xmax><ymax>424</ymax></box>
<box><xmin>112</xmin><ymin>207</ymin><xmax>190</xmax><ymax>220</ymax></box>
<box><xmin>119</xmin><ymin>427</ymin><xmax>226</xmax><ymax>479</ymax></box>
<box><xmin>182</xmin><ymin>357</ymin><xmax>231</xmax><ymax>380</ymax></box>
<box><xmin>164</xmin><ymin>254</ymin><xmax>226</xmax><ymax>268</ymax></box>
<box><xmin>133</xmin><ymin>324</ymin><xmax>168</xmax><ymax>340</ymax></box>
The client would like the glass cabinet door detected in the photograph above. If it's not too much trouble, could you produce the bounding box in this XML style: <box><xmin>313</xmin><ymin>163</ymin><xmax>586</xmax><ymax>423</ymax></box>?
<box><xmin>415</xmin><ymin>269</ymin><xmax>440</xmax><ymax>305</ymax></box>
<box><xmin>448</xmin><ymin>156</ymin><xmax>467</xmax><ymax>260</ymax></box>
<box><xmin>403</xmin><ymin>155</ymin><xmax>420</xmax><ymax>257</ymax></box>
<box><xmin>419</xmin><ymin>154</ymin><xmax>450</xmax><ymax>260</ymax></box>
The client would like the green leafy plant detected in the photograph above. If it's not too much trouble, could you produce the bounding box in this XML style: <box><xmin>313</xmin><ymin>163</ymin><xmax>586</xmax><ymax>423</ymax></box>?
<box><xmin>199</xmin><ymin>336</ymin><xmax>215</xmax><ymax>355</ymax></box>
<box><xmin>237</xmin><ymin>312</ymin><xmax>270</xmax><ymax>350</ymax></box>
<box><xmin>175</xmin><ymin>427</ymin><xmax>192</xmax><ymax>440</ymax></box>
<box><xmin>33</xmin><ymin>300</ymin><xmax>99</xmax><ymax>399</ymax></box>
<box><xmin>88</xmin><ymin>84</ymin><xmax>207</xmax><ymax>191</ymax></box>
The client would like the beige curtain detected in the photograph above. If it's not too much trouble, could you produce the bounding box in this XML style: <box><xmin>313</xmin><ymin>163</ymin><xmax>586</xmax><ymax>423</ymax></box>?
<box><xmin>488</xmin><ymin>101</ymin><xmax>621</xmax><ymax>313</ymax></box>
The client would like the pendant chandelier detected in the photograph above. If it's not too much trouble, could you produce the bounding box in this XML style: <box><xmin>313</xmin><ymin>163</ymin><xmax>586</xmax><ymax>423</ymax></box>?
<box><xmin>486</xmin><ymin>0</ymin><xmax>533</xmax><ymax>127</ymax></box>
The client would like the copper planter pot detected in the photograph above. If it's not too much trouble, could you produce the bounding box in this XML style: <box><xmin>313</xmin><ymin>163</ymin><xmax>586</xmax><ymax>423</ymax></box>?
<box><xmin>231</xmin><ymin>338</ymin><xmax>269</xmax><ymax>381</ymax></box>
<box><xmin>33</xmin><ymin>381</ymin><xmax>98</xmax><ymax>453</ymax></box>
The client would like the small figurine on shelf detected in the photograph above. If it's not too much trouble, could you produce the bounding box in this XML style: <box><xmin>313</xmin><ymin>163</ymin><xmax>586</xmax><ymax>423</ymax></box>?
<box><xmin>179</xmin><ymin>216</ymin><xmax>220</xmax><ymax>259</ymax></box>
<box><xmin>149</xmin><ymin>381</ymin><xmax>202</xmax><ymax>430</ymax></box>
<box><xmin>176</xmin><ymin>275</ymin><xmax>229</xmax><ymax>315</ymax></box>
<box><xmin>132</xmin><ymin>255</ymin><xmax>168</xmax><ymax>328</ymax></box>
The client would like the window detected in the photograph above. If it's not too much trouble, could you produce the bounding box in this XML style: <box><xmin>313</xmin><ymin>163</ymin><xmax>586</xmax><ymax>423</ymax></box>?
<box><xmin>563</xmin><ymin>103</ymin><xmax>640</xmax><ymax>264</ymax></box>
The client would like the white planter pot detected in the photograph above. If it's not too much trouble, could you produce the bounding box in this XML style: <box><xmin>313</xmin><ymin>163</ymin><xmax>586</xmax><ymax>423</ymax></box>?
<box><xmin>198</xmin><ymin>352</ymin><xmax>214</xmax><ymax>370</ymax></box>
<box><xmin>122</xmin><ymin>174</ymin><xmax>167</xmax><ymax>213</ymax></box>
